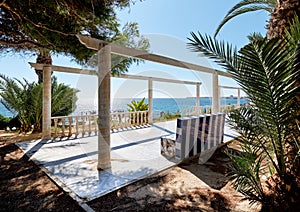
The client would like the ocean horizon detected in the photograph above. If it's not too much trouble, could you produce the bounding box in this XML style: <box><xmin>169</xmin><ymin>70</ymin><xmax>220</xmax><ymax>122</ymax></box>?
<box><xmin>0</xmin><ymin>97</ymin><xmax>249</xmax><ymax>118</ymax></box>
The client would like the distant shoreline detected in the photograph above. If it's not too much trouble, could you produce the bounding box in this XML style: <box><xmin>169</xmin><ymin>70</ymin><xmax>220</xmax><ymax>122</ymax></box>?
<box><xmin>1</xmin><ymin>97</ymin><xmax>249</xmax><ymax>118</ymax></box>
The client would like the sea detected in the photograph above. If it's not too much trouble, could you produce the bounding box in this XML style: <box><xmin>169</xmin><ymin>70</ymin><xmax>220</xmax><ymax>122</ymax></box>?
<box><xmin>0</xmin><ymin>97</ymin><xmax>249</xmax><ymax>118</ymax></box>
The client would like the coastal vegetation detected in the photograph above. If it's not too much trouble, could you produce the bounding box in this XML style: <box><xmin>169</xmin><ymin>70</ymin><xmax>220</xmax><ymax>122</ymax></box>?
<box><xmin>0</xmin><ymin>0</ymin><xmax>133</xmax><ymax>82</ymax></box>
<box><xmin>0</xmin><ymin>1</ymin><xmax>149</xmax><ymax>82</ymax></box>
<box><xmin>0</xmin><ymin>75</ymin><xmax>78</xmax><ymax>132</ymax></box>
<box><xmin>153</xmin><ymin>111</ymin><xmax>181</xmax><ymax>122</ymax></box>
<box><xmin>127</xmin><ymin>97</ymin><xmax>149</xmax><ymax>112</ymax></box>
<box><xmin>127</xmin><ymin>97</ymin><xmax>149</xmax><ymax>124</ymax></box>
<box><xmin>0</xmin><ymin>114</ymin><xmax>11</xmax><ymax>130</ymax></box>
<box><xmin>188</xmin><ymin>15</ymin><xmax>300</xmax><ymax>211</ymax></box>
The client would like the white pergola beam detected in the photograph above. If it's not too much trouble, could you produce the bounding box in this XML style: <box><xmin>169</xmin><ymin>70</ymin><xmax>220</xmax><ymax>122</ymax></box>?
<box><xmin>116</xmin><ymin>74</ymin><xmax>201</xmax><ymax>85</ymax></box>
<box><xmin>219</xmin><ymin>85</ymin><xmax>241</xmax><ymax>90</ymax></box>
<box><xmin>29</xmin><ymin>63</ymin><xmax>201</xmax><ymax>86</ymax></box>
<box><xmin>76</xmin><ymin>35</ymin><xmax>232</xmax><ymax>78</ymax></box>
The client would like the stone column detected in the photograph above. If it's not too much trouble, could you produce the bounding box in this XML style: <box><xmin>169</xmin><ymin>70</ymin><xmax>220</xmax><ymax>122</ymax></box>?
<box><xmin>196</xmin><ymin>83</ymin><xmax>200</xmax><ymax>107</ymax></box>
<box><xmin>42</xmin><ymin>66</ymin><xmax>52</xmax><ymax>138</ymax></box>
<box><xmin>237</xmin><ymin>88</ymin><xmax>241</xmax><ymax>108</ymax></box>
<box><xmin>212</xmin><ymin>72</ymin><xmax>220</xmax><ymax>114</ymax></box>
<box><xmin>148</xmin><ymin>79</ymin><xmax>153</xmax><ymax>124</ymax></box>
<box><xmin>97</xmin><ymin>44</ymin><xmax>111</xmax><ymax>170</ymax></box>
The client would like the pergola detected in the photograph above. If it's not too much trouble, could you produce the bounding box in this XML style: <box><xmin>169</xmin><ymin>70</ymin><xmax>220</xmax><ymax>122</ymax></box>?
<box><xmin>31</xmin><ymin>35</ymin><xmax>234</xmax><ymax>170</ymax></box>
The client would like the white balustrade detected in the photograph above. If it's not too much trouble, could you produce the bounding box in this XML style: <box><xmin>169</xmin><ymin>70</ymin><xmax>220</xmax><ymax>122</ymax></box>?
<box><xmin>180</xmin><ymin>104</ymin><xmax>239</xmax><ymax>117</ymax></box>
<box><xmin>51</xmin><ymin>110</ymin><xmax>149</xmax><ymax>138</ymax></box>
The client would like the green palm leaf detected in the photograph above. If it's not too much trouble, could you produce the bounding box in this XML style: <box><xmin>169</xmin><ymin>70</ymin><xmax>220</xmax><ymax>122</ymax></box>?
<box><xmin>214</xmin><ymin>0</ymin><xmax>276</xmax><ymax>36</ymax></box>
<box><xmin>188</xmin><ymin>27</ymin><xmax>300</xmax><ymax>205</ymax></box>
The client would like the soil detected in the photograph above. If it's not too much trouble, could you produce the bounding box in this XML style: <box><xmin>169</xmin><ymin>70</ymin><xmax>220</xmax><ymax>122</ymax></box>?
<box><xmin>0</xmin><ymin>130</ymin><xmax>261</xmax><ymax>211</ymax></box>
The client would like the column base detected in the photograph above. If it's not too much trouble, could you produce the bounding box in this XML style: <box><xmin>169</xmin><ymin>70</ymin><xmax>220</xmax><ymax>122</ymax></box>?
<box><xmin>97</xmin><ymin>162</ymin><xmax>111</xmax><ymax>171</ymax></box>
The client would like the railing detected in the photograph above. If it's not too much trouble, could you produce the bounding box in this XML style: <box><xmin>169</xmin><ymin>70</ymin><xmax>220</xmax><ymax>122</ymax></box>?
<box><xmin>51</xmin><ymin>110</ymin><xmax>149</xmax><ymax>138</ymax></box>
<box><xmin>220</xmin><ymin>104</ymin><xmax>239</xmax><ymax>113</ymax></box>
<box><xmin>180</xmin><ymin>104</ymin><xmax>239</xmax><ymax>116</ymax></box>
<box><xmin>180</xmin><ymin>106</ymin><xmax>212</xmax><ymax>117</ymax></box>
<box><xmin>110</xmin><ymin>111</ymin><xmax>148</xmax><ymax>130</ymax></box>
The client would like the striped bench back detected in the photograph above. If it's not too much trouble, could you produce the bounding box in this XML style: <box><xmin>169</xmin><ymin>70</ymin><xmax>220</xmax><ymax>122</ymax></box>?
<box><xmin>175</xmin><ymin>113</ymin><xmax>225</xmax><ymax>160</ymax></box>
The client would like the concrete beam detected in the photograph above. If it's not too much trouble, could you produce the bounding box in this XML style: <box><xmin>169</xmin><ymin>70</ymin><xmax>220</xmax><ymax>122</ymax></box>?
<box><xmin>76</xmin><ymin>35</ymin><xmax>232</xmax><ymax>78</ymax></box>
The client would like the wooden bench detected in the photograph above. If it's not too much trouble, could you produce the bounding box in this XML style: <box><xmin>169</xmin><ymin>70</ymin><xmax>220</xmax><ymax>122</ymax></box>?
<box><xmin>161</xmin><ymin>113</ymin><xmax>226</xmax><ymax>161</ymax></box>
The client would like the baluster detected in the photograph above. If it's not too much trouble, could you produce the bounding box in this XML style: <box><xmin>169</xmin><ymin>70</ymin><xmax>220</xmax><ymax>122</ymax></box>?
<box><xmin>125</xmin><ymin>112</ymin><xmax>130</xmax><ymax>128</ymax></box>
<box><xmin>142</xmin><ymin>112</ymin><xmax>145</xmax><ymax>125</ymax></box>
<box><xmin>68</xmin><ymin>116</ymin><xmax>72</xmax><ymax>137</ymax></box>
<box><xmin>61</xmin><ymin>118</ymin><xmax>65</xmax><ymax>137</ymax></box>
<box><xmin>110</xmin><ymin>113</ymin><xmax>114</xmax><ymax>130</ymax></box>
<box><xmin>140</xmin><ymin>112</ymin><xmax>143</xmax><ymax>125</ymax></box>
<box><xmin>54</xmin><ymin>118</ymin><xmax>58</xmax><ymax>138</ymax></box>
<box><xmin>137</xmin><ymin>112</ymin><xmax>140</xmax><ymax>126</ymax></box>
<box><xmin>88</xmin><ymin>115</ymin><xmax>91</xmax><ymax>136</ymax></box>
<box><xmin>82</xmin><ymin>115</ymin><xmax>85</xmax><ymax>136</ymax></box>
<box><xmin>75</xmin><ymin>116</ymin><xmax>79</xmax><ymax>138</ymax></box>
<box><xmin>118</xmin><ymin>113</ymin><xmax>122</xmax><ymax>129</ymax></box>
<box><xmin>119</xmin><ymin>113</ymin><xmax>123</xmax><ymax>129</ymax></box>
<box><xmin>118</xmin><ymin>113</ymin><xmax>121</xmax><ymax>129</ymax></box>
<box><xmin>95</xmin><ymin>115</ymin><xmax>98</xmax><ymax>134</ymax></box>
<box><xmin>123</xmin><ymin>113</ymin><xmax>126</xmax><ymax>129</ymax></box>
<box><xmin>93</xmin><ymin>115</ymin><xmax>97</xmax><ymax>135</ymax></box>
<box><xmin>132</xmin><ymin>112</ymin><xmax>136</xmax><ymax>126</ymax></box>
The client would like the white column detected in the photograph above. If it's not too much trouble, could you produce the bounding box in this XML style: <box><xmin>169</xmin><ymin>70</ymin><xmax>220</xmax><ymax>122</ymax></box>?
<box><xmin>237</xmin><ymin>88</ymin><xmax>241</xmax><ymax>108</ymax></box>
<box><xmin>148</xmin><ymin>79</ymin><xmax>153</xmax><ymax>124</ymax></box>
<box><xmin>212</xmin><ymin>72</ymin><xmax>220</xmax><ymax>113</ymax></box>
<box><xmin>42</xmin><ymin>66</ymin><xmax>52</xmax><ymax>138</ymax></box>
<box><xmin>97</xmin><ymin>44</ymin><xmax>111</xmax><ymax>170</ymax></box>
<box><xmin>196</xmin><ymin>83</ymin><xmax>200</xmax><ymax>107</ymax></box>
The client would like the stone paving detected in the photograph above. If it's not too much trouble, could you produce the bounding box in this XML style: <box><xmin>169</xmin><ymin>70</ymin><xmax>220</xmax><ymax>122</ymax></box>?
<box><xmin>17</xmin><ymin>120</ymin><xmax>237</xmax><ymax>202</ymax></box>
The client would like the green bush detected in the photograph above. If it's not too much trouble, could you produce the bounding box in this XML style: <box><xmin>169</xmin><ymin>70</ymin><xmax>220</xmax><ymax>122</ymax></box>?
<box><xmin>0</xmin><ymin>114</ymin><xmax>10</xmax><ymax>130</ymax></box>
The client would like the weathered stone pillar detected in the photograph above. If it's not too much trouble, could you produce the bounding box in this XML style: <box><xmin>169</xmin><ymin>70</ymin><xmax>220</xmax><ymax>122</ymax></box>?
<box><xmin>196</xmin><ymin>83</ymin><xmax>200</xmax><ymax>107</ymax></box>
<box><xmin>42</xmin><ymin>66</ymin><xmax>52</xmax><ymax>138</ymax></box>
<box><xmin>237</xmin><ymin>88</ymin><xmax>241</xmax><ymax>108</ymax></box>
<box><xmin>212</xmin><ymin>72</ymin><xmax>220</xmax><ymax>113</ymax></box>
<box><xmin>97</xmin><ymin>44</ymin><xmax>111</xmax><ymax>170</ymax></box>
<box><xmin>148</xmin><ymin>79</ymin><xmax>153</xmax><ymax>124</ymax></box>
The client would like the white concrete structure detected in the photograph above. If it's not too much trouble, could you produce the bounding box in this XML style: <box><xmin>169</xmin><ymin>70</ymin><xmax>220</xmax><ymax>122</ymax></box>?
<box><xmin>31</xmin><ymin>35</ymin><xmax>238</xmax><ymax>170</ymax></box>
<box><xmin>17</xmin><ymin>120</ymin><xmax>238</xmax><ymax>202</ymax></box>
<box><xmin>219</xmin><ymin>85</ymin><xmax>242</xmax><ymax>107</ymax></box>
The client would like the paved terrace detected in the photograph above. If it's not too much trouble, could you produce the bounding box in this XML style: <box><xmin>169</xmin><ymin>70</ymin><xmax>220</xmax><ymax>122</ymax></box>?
<box><xmin>16</xmin><ymin>120</ymin><xmax>238</xmax><ymax>203</ymax></box>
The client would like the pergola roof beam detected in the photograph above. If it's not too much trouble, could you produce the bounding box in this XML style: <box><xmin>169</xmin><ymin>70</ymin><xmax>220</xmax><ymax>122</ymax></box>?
<box><xmin>29</xmin><ymin>63</ymin><xmax>201</xmax><ymax>85</ymax></box>
<box><xmin>76</xmin><ymin>35</ymin><xmax>232</xmax><ymax>78</ymax></box>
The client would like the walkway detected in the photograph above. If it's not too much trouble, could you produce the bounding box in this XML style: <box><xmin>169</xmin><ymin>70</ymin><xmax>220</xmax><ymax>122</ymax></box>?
<box><xmin>16</xmin><ymin>120</ymin><xmax>238</xmax><ymax>202</ymax></box>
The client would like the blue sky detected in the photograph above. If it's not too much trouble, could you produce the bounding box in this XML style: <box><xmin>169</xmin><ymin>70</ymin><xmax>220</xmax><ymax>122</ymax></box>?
<box><xmin>0</xmin><ymin>0</ymin><xmax>269</xmax><ymax>102</ymax></box>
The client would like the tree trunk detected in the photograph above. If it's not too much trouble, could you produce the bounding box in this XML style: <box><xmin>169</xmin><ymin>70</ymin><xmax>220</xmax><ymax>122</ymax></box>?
<box><xmin>35</xmin><ymin>48</ymin><xmax>52</xmax><ymax>83</ymax></box>
<box><xmin>266</xmin><ymin>3</ymin><xmax>300</xmax><ymax>210</ymax></box>
<box><xmin>267</xmin><ymin>0</ymin><xmax>300</xmax><ymax>39</ymax></box>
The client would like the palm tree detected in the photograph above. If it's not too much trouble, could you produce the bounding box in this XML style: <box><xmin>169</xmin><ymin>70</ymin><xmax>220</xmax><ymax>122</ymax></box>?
<box><xmin>215</xmin><ymin>0</ymin><xmax>300</xmax><ymax>40</ymax></box>
<box><xmin>0</xmin><ymin>75</ymin><xmax>78</xmax><ymax>132</ymax></box>
<box><xmin>188</xmin><ymin>22</ymin><xmax>300</xmax><ymax>210</ymax></box>
<box><xmin>267</xmin><ymin>0</ymin><xmax>300</xmax><ymax>39</ymax></box>
<box><xmin>214</xmin><ymin>0</ymin><xmax>277</xmax><ymax>37</ymax></box>
<box><xmin>127</xmin><ymin>97</ymin><xmax>149</xmax><ymax>112</ymax></box>
<box><xmin>127</xmin><ymin>97</ymin><xmax>149</xmax><ymax>124</ymax></box>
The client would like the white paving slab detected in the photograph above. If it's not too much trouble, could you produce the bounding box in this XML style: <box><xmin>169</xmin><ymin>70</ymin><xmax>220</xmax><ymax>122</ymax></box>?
<box><xmin>17</xmin><ymin>120</ymin><xmax>237</xmax><ymax>202</ymax></box>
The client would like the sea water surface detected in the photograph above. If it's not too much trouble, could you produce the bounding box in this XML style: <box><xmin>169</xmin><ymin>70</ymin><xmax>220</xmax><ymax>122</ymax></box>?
<box><xmin>0</xmin><ymin>97</ymin><xmax>249</xmax><ymax>118</ymax></box>
<box><xmin>76</xmin><ymin>97</ymin><xmax>249</xmax><ymax>117</ymax></box>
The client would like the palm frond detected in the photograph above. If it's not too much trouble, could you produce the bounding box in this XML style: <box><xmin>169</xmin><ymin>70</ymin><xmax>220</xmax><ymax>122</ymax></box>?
<box><xmin>188</xmin><ymin>32</ymin><xmax>239</xmax><ymax>73</ymax></box>
<box><xmin>215</xmin><ymin>0</ymin><xmax>276</xmax><ymax>36</ymax></box>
